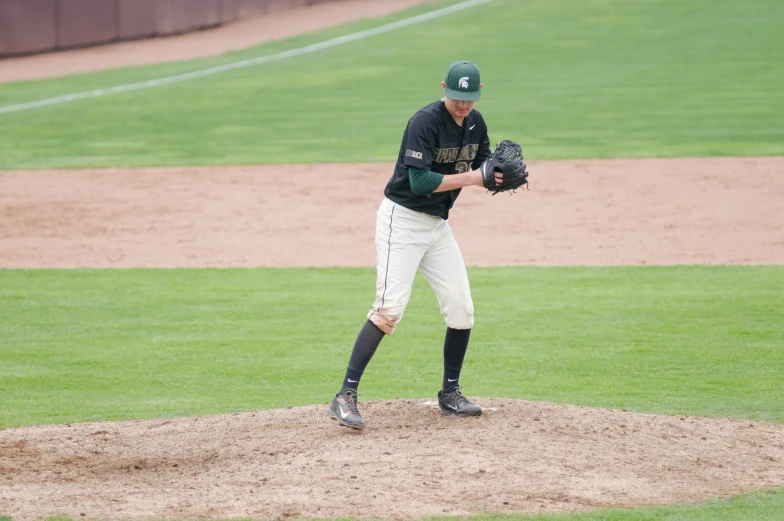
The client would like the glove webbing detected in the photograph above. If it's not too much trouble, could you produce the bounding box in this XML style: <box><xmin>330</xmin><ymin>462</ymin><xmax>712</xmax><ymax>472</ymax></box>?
<box><xmin>498</xmin><ymin>142</ymin><xmax>522</xmax><ymax>162</ymax></box>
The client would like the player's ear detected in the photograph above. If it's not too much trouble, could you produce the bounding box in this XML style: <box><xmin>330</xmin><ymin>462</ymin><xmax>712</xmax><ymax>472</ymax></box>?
<box><xmin>441</xmin><ymin>81</ymin><xmax>446</xmax><ymax>90</ymax></box>
<box><xmin>480</xmin><ymin>83</ymin><xmax>484</xmax><ymax>89</ymax></box>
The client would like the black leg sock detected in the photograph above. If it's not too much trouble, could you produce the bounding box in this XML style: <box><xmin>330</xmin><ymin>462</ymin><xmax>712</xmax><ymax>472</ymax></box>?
<box><xmin>443</xmin><ymin>327</ymin><xmax>471</xmax><ymax>392</ymax></box>
<box><xmin>341</xmin><ymin>320</ymin><xmax>385</xmax><ymax>391</ymax></box>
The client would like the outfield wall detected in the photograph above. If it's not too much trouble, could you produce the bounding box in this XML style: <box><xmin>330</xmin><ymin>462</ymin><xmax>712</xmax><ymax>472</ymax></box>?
<box><xmin>0</xmin><ymin>0</ymin><xmax>333</xmax><ymax>58</ymax></box>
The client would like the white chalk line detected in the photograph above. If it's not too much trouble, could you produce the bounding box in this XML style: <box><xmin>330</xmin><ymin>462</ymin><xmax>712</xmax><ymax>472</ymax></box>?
<box><xmin>0</xmin><ymin>0</ymin><xmax>493</xmax><ymax>115</ymax></box>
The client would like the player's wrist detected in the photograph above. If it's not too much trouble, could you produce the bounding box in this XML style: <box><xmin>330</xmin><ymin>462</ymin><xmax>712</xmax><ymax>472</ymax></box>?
<box><xmin>469</xmin><ymin>170</ymin><xmax>483</xmax><ymax>187</ymax></box>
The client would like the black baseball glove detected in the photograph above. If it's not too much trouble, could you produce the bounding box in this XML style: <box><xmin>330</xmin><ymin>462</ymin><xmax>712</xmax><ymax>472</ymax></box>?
<box><xmin>480</xmin><ymin>139</ymin><xmax>529</xmax><ymax>194</ymax></box>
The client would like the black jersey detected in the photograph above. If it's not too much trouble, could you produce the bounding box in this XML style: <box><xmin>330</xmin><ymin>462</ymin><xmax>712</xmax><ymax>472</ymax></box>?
<box><xmin>384</xmin><ymin>100</ymin><xmax>491</xmax><ymax>220</ymax></box>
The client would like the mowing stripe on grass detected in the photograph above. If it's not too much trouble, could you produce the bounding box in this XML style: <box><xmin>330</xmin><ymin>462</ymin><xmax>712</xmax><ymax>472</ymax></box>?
<box><xmin>0</xmin><ymin>0</ymin><xmax>493</xmax><ymax>115</ymax></box>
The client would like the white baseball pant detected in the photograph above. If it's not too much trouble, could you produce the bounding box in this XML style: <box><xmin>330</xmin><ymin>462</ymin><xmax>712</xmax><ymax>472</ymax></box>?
<box><xmin>367</xmin><ymin>197</ymin><xmax>474</xmax><ymax>334</ymax></box>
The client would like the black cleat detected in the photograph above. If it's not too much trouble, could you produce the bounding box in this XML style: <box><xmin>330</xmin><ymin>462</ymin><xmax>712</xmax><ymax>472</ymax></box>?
<box><xmin>328</xmin><ymin>388</ymin><xmax>365</xmax><ymax>429</ymax></box>
<box><xmin>438</xmin><ymin>386</ymin><xmax>482</xmax><ymax>417</ymax></box>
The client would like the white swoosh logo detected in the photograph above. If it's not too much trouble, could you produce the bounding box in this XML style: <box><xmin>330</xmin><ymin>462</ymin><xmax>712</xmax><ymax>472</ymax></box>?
<box><xmin>347</xmin><ymin>379</ymin><xmax>357</xmax><ymax>383</ymax></box>
<box><xmin>469</xmin><ymin>125</ymin><xmax>476</xmax><ymax>130</ymax></box>
<box><xmin>447</xmin><ymin>378</ymin><xmax>458</xmax><ymax>382</ymax></box>
<box><xmin>339</xmin><ymin>404</ymin><xmax>350</xmax><ymax>417</ymax></box>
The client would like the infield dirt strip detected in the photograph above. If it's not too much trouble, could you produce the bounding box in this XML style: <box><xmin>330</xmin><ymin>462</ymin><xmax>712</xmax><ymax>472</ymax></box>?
<box><xmin>1</xmin><ymin>158</ymin><xmax>784</xmax><ymax>268</ymax></box>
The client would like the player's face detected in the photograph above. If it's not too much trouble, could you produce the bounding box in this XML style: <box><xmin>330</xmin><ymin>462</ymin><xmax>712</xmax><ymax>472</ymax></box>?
<box><xmin>441</xmin><ymin>81</ymin><xmax>483</xmax><ymax>121</ymax></box>
<box><xmin>445</xmin><ymin>98</ymin><xmax>475</xmax><ymax>119</ymax></box>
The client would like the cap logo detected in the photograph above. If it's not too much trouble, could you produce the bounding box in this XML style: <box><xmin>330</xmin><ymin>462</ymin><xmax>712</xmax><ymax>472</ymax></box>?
<box><xmin>458</xmin><ymin>77</ymin><xmax>470</xmax><ymax>89</ymax></box>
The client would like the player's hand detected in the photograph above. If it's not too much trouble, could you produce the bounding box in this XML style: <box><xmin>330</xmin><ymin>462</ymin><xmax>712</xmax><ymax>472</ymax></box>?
<box><xmin>469</xmin><ymin>170</ymin><xmax>504</xmax><ymax>189</ymax></box>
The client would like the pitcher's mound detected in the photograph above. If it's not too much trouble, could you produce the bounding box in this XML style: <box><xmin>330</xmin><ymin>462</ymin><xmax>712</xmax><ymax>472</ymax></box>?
<box><xmin>2</xmin><ymin>399</ymin><xmax>783</xmax><ymax>520</ymax></box>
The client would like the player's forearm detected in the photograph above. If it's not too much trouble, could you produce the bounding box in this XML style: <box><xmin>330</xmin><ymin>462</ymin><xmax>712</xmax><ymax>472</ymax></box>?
<box><xmin>432</xmin><ymin>170</ymin><xmax>483</xmax><ymax>192</ymax></box>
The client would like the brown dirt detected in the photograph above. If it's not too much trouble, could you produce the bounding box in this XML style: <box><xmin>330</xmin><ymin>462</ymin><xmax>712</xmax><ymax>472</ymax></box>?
<box><xmin>0</xmin><ymin>0</ymin><xmax>440</xmax><ymax>83</ymax></box>
<box><xmin>1</xmin><ymin>157</ymin><xmax>783</xmax><ymax>268</ymax></box>
<box><xmin>1</xmin><ymin>399</ymin><xmax>783</xmax><ymax>521</ymax></box>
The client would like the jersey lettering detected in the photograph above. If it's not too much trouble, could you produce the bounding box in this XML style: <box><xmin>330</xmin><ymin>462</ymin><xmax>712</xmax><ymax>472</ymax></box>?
<box><xmin>458</xmin><ymin>144</ymin><xmax>478</xmax><ymax>161</ymax></box>
<box><xmin>434</xmin><ymin>144</ymin><xmax>479</xmax><ymax>164</ymax></box>
<box><xmin>433</xmin><ymin>147</ymin><xmax>458</xmax><ymax>163</ymax></box>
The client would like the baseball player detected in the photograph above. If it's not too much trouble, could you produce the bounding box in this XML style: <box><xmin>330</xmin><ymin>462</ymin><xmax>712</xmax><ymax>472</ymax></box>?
<box><xmin>329</xmin><ymin>61</ymin><xmax>505</xmax><ymax>430</ymax></box>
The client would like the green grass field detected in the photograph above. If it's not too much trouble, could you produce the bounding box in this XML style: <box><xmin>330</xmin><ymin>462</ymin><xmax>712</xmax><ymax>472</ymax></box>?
<box><xmin>2</xmin><ymin>267</ymin><xmax>782</xmax><ymax>427</ymax></box>
<box><xmin>1</xmin><ymin>0</ymin><xmax>783</xmax><ymax>519</ymax></box>
<box><xmin>0</xmin><ymin>0</ymin><xmax>783</xmax><ymax>168</ymax></box>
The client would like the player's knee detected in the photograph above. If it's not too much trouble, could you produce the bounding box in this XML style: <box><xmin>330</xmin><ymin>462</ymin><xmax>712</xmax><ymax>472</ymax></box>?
<box><xmin>368</xmin><ymin>309</ymin><xmax>403</xmax><ymax>335</ymax></box>
<box><xmin>445</xmin><ymin>313</ymin><xmax>474</xmax><ymax>330</ymax></box>
<box><xmin>443</xmin><ymin>300</ymin><xmax>474</xmax><ymax>330</ymax></box>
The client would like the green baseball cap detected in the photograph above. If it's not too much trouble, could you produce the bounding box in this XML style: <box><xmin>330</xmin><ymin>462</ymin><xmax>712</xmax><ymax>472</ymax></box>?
<box><xmin>443</xmin><ymin>61</ymin><xmax>481</xmax><ymax>101</ymax></box>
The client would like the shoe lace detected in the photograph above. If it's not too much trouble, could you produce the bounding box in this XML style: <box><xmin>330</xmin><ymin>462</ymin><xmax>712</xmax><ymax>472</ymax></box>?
<box><xmin>343</xmin><ymin>390</ymin><xmax>360</xmax><ymax>414</ymax></box>
<box><xmin>445</xmin><ymin>385</ymin><xmax>470</xmax><ymax>405</ymax></box>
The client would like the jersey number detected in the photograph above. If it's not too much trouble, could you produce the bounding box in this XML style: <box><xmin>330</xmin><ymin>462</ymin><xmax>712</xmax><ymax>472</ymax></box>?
<box><xmin>455</xmin><ymin>161</ymin><xmax>470</xmax><ymax>173</ymax></box>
